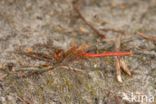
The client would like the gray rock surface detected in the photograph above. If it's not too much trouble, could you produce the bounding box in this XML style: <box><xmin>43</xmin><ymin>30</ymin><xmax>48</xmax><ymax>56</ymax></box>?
<box><xmin>0</xmin><ymin>0</ymin><xmax>155</xmax><ymax>104</ymax></box>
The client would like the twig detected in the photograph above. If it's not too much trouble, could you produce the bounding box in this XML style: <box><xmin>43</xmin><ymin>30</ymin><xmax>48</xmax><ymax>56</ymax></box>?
<box><xmin>73</xmin><ymin>1</ymin><xmax>106</xmax><ymax>39</ymax></box>
<box><xmin>137</xmin><ymin>32</ymin><xmax>156</xmax><ymax>42</ymax></box>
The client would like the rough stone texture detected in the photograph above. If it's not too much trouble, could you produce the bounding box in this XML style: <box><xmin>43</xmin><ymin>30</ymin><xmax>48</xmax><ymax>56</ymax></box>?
<box><xmin>0</xmin><ymin>0</ymin><xmax>156</xmax><ymax>104</ymax></box>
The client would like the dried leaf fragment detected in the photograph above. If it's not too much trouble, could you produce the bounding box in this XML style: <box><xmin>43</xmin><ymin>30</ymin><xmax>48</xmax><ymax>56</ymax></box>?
<box><xmin>25</xmin><ymin>47</ymin><xmax>33</xmax><ymax>53</ymax></box>
<box><xmin>115</xmin><ymin>57</ymin><xmax>122</xmax><ymax>83</ymax></box>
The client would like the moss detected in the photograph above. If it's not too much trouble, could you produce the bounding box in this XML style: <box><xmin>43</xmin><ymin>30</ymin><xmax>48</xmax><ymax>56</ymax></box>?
<box><xmin>85</xmin><ymin>83</ymin><xmax>96</xmax><ymax>97</ymax></box>
<box><xmin>35</xmin><ymin>87</ymin><xmax>45</xmax><ymax>104</ymax></box>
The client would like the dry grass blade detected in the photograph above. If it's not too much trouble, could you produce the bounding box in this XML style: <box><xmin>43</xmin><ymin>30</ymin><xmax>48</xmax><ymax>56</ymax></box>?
<box><xmin>120</xmin><ymin>59</ymin><xmax>131</xmax><ymax>76</ymax></box>
<box><xmin>137</xmin><ymin>32</ymin><xmax>156</xmax><ymax>42</ymax></box>
<box><xmin>61</xmin><ymin>66</ymin><xmax>85</xmax><ymax>74</ymax></box>
<box><xmin>115</xmin><ymin>57</ymin><xmax>122</xmax><ymax>83</ymax></box>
